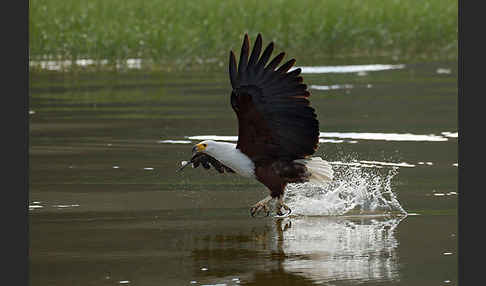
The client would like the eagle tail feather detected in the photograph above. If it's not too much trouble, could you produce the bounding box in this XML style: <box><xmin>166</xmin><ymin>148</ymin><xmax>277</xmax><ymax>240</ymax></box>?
<box><xmin>294</xmin><ymin>157</ymin><xmax>334</xmax><ymax>184</ymax></box>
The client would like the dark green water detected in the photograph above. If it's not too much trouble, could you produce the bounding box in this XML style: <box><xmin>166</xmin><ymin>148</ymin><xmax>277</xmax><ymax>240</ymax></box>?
<box><xmin>29</xmin><ymin>61</ymin><xmax>457</xmax><ymax>285</ymax></box>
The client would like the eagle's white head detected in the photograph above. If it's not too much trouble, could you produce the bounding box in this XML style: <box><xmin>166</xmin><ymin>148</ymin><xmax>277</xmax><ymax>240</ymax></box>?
<box><xmin>192</xmin><ymin>140</ymin><xmax>220</xmax><ymax>156</ymax></box>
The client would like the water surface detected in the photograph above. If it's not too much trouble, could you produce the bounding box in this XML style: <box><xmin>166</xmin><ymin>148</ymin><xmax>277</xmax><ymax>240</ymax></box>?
<box><xmin>29</xmin><ymin>61</ymin><xmax>457</xmax><ymax>285</ymax></box>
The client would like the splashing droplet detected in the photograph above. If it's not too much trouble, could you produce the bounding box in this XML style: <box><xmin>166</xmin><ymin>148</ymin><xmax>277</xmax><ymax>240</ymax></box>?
<box><xmin>285</xmin><ymin>164</ymin><xmax>406</xmax><ymax>216</ymax></box>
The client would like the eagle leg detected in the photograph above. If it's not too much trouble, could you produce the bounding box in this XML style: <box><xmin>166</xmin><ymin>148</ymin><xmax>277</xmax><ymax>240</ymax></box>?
<box><xmin>250</xmin><ymin>195</ymin><xmax>272</xmax><ymax>217</ymax></box>
<box><xmin>275</xmin><ymin>195</ymin><xmax>292</xmax><ymax>217</ymax></box>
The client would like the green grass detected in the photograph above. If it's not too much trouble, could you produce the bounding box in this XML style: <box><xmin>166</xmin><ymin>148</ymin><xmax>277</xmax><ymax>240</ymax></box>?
<box><xmin>29</xmin><ymin>0</ymin><xmax>457</xmax><ymax>71</ymax></box>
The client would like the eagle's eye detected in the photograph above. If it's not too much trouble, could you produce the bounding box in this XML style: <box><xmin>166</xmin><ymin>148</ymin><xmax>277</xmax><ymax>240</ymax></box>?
<box><xmin>202</xmin><ymin>144</ymin><xmax>207</xmax><ymax>147</ymax></box>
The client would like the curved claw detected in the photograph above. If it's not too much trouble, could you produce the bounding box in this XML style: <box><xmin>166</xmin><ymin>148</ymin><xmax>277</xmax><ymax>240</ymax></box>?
<box><xmin>250</xmin><ymin>206</ymin><xmax>258</xmax><ymax>217</ymax></box>
<box><xmin>250</xmin><ymin>199</ymin><xmax>271</xmax><ymax>218</ymax></box>
<box><xmin>250</xmin><ymin>206</ymin><xmax>267</xmax><ymax>217</ymax></box>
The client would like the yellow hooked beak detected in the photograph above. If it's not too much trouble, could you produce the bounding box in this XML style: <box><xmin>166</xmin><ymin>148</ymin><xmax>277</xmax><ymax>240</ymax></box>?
<box><xmin>192</xmin><ymin>143</ymin><xmax>207</xmax><ymax>154</ymax></box>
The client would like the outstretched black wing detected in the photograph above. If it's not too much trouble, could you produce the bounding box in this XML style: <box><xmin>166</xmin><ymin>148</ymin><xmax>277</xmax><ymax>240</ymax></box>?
<box><xmin>229</xmin><ymin>33</ymin><xmax>319</xmax><ymax>162</ymax></box>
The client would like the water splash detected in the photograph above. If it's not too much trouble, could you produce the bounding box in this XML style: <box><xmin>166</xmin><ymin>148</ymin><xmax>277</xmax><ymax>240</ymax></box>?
<box><xmin>284</xmin><ymin>164</ymin><xmax>406</xmax><ymax>216</ymax></box>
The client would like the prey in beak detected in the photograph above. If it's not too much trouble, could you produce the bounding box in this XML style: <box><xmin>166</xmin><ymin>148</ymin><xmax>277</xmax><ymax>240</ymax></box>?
<box><xmin>177</xmin><ymin>143</ymin><xmax>207</xmax><ymax>172</ymax></box>
<box><xmin>176</xmin><ymin>141</ymin><xmax>234</xmax><ymax>174</ymax></box>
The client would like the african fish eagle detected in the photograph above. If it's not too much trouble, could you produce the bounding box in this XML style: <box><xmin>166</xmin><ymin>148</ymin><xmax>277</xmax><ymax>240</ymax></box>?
<box><xmin>179</xmin><ymin>33</ymin><xmax>334</xmax><ymax>217</ymax></box>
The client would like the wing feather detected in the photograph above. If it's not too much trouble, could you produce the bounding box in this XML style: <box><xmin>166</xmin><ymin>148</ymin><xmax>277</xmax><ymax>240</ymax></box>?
<box><xmin>255</xmin><ymin>42</ymin><xmax>274</xmax><ymax>76</ymax></box>
<box><xmin>237</xmin><ymin>34</ymin><xmax>250</xmax><ymax>83</ymax></box>
<box><xmin>230</xmin><ymin>34</ymin><xmax>320</xmax><ymax>161</ymax></box>
<box><xmin>282</xmin><ymin>68</ymin><xmax>302</xmax><ymax>79</ymax></box>
<box><xmin>229</xmin><ymin>51</ymin><xmax>238</xmax><ymax>88</ymax></box>
<box><xmin>248</xmin><ymin>34</ymin><xmax>262</xmax><ymax>67</ymax></box>
<box><xmin>265</xmin><ymin>52</ymin><xmax>286</xmax><ymax>72</ymax></box>
<box><xmin>276</xmin><ymin>59</ymin><xmax>296</xmax><ymax>74</ymax></box>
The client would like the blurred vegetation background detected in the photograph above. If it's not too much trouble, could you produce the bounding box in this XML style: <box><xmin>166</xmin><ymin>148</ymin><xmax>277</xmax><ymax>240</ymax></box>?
<box><xmin>29</xmin><ymin>0</ymin><xmax>457</xmax><ymax>71</ymax></box>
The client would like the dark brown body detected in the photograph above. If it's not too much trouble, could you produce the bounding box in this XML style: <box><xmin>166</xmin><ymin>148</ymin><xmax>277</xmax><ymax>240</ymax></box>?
<box><xmin>255</xmin><ymin>160</ymin><xmax>311</xmax><ymax>198</ymax></box>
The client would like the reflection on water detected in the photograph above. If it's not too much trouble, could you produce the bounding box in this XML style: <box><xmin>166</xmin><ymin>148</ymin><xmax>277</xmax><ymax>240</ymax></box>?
<box><xmin>441</xmin><ymin>131</ymin><xmax>458</xmax><ymax>138</ymax></box>
<box><xmin>29</xmin><ymin>202</ymin><xmax>80</xmax><ymax>211</ymax></box>
<box><xmin>168</xmin><ymin>131</ymin><xmax>457</xmax><ymax>145</ymax></box>
<box><xmin>29</xmin><ymin>58</ymin><xmax>144</xmax><ymax>71</ymax></box>
<box><xmin>195</xmin><ymin>215</ymin><xmax>405</xmax><ymax>285</ymax></box>
<box><xmin>319</xmin><ymin>132</ymin><xmax>449</xmax><ymax>142</ymax></box>
<box><xmin>158</xmin><ymin>139</ymin><xmax>192</xmax><ymax>144</ymax></box>
<box><xmin>329</xmin><ymin>160</ymin><xmax>415</xmax><ymax>168</ymax></box>
<box><xmin>309</xmin><ymin>83</ymin><xmax>355</xmax><ymax>91</ymax></box>
<box><xmin>276</xmin><ymin>216</ymin><xmax>404</xmax><ymax>284</ymax></box>
<box><xmin>436</xmin><ymin>68</ymin><xmax>452</xmax><ymax>75</ymax></box>
<box><xmin>294</xmin><ymin>64</ymin><xmax>405</xmax><ymax>74</ymax></box>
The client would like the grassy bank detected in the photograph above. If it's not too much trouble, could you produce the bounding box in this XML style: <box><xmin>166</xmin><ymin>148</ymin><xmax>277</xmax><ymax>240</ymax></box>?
<box><xmin>29</xmin><ymin>0</ymin><xmax>457</xmax><ymax>71</ymax></box>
